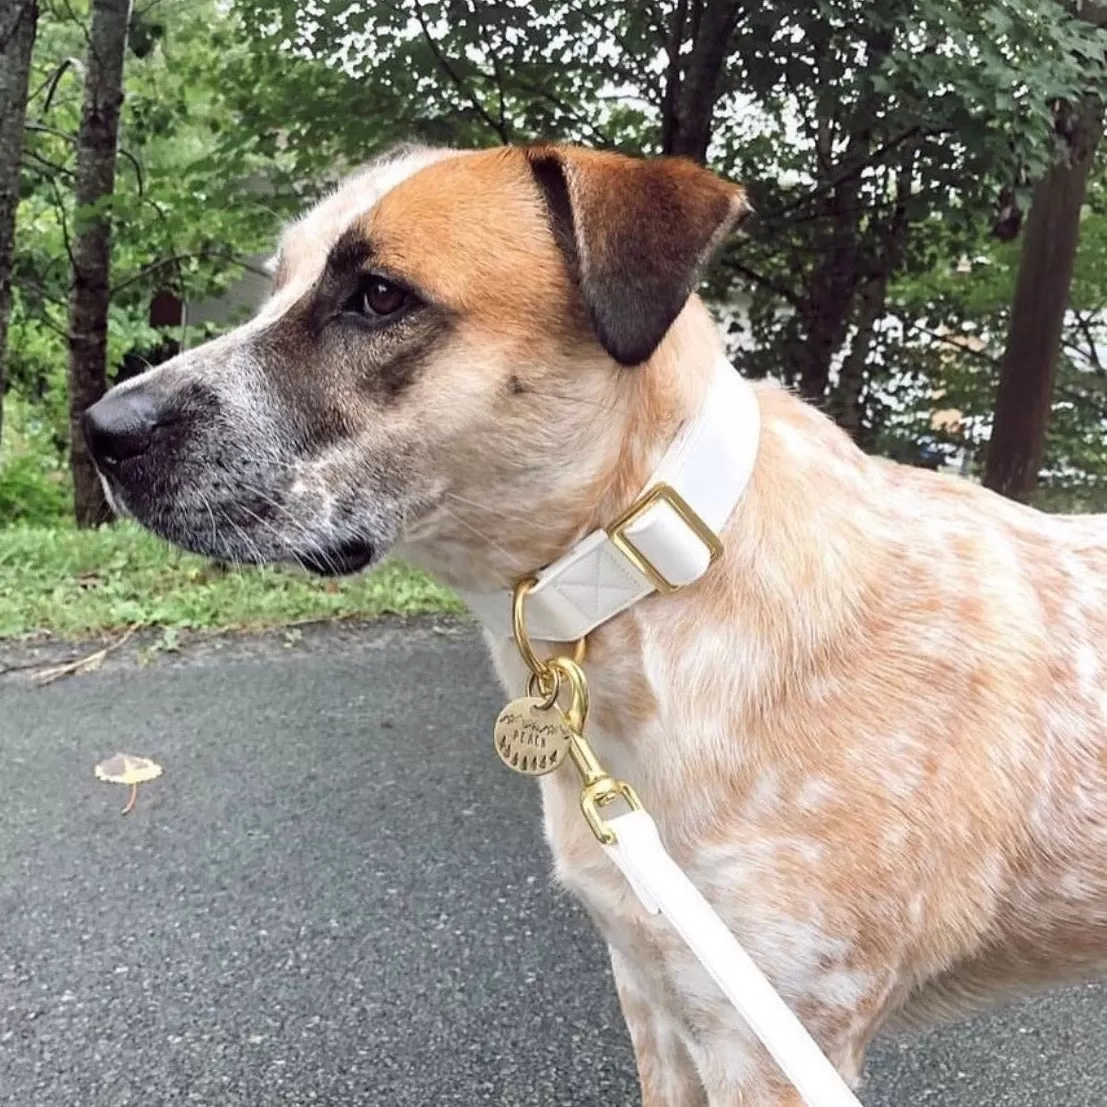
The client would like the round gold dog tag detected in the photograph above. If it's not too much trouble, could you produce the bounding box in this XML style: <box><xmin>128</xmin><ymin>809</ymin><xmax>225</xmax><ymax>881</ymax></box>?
<box><xmin>493</xmin><ymin>697</ymin><xmax>574</xmax><ymax>776</ymax></box>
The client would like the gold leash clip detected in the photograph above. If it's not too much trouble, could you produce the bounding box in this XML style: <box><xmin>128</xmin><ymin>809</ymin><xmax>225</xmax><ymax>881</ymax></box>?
<box><xmin>506</xmin><ymin>590</ymin><xmax>643</xmax><ymax>845</ymax></box>
<box><xmin>580</xmin><ymin>778</ymin><xmax>644</xmax><ymax>846</ymax></box>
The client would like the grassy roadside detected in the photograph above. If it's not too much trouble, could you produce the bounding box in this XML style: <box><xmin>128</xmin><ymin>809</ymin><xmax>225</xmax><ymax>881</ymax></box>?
<box><xmin>4</xmin><ymin>482</ymin><xmax>1101</xmax><ymax>643</ymax></box>
<box><xmin>0</xmin><ymin>522</ymin><xmax>463</xmax><ymax>641</ymax></box>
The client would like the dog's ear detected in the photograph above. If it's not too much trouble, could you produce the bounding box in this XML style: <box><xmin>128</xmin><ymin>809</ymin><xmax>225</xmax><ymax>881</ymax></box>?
<box><xmin>525</xmin><ymin>145</ymin><xmax>748</xmax><ymax>366</ymax></box>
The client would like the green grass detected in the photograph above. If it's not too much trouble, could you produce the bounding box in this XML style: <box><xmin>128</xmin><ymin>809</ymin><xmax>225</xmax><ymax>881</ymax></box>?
<box><xmin>0</xmin><ymin>521</ymin><xmax>464</xmax><ymax>641</ymax></box>
<box><xmin>3</xmin><ymin>475</ymin><xmax>1100</xmax><ymax>644</ymax></box>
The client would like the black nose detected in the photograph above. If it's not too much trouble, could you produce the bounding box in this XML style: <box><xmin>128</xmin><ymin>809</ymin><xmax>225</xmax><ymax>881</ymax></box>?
<box><xmin>82</xmin><ymin>390</ymin><xmax>162</xmax><ymax>467</ymax></box>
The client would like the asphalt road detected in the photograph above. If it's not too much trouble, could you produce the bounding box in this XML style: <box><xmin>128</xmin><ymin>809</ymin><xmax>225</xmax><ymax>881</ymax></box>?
<box><xmin>2</xmin><ymin>619</ymin><xmax>1105</xmax><ymax>1107</ymax></box>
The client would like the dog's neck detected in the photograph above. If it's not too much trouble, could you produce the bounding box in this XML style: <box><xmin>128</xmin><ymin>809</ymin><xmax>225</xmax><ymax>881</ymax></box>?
<box><xmin>401</xmin><ymin>298</ymin><xmax>881</xmax><ymax>738</ymax></box>
<box><xmin>399</xmin><ymin>299</ymin><xmax>723</xmax><ymax>601</ymax></box>
<box><xmin>402</xmin><ymin>299</ymin><xmax>877</xmax><ymax>710</ymax></box>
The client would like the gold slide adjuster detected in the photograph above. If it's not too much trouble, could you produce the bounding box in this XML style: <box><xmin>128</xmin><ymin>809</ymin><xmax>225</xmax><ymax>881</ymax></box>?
<box><xmin>606</xmin><ymin>483</ymin><xmax>722</xmax><ymax>594</ymax></box>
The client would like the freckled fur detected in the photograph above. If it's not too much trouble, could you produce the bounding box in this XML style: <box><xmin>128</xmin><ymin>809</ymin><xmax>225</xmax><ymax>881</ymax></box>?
<box><xmin>89</xmin><ymin>141</ymin><xmax>1107</xmax><ymax>1104</ymax></box>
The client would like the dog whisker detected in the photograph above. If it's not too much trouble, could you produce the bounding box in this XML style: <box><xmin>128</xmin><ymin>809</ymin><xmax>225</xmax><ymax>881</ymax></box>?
<box><xmin>443</xmin><ymin>491</ymin><xmax>573</xmax><ymax>532</ymax></box>
<box><xmin>227</xmin><ymin>453</ymin><xmax>303</xmax><ymax>473</ymax></box>
<box><xmin>523</xmin><ymin>385</ymin><xmax>628</xmax><ymax>417</ymax></box>
<box><xmin>439</xmin><ymin>505</ymin><xmax>530</xmax><ymax>573</ymax></box>
<box><xmin>231</xmin><ymin>476</ymin><xmax>372</xmax><ymax>577</ymax></box>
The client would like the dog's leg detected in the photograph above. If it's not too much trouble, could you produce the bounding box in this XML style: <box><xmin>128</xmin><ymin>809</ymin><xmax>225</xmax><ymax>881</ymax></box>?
<box><xmin>682</xmin><ymin>1017</ymin><xmax>864</xmax><ymax>1107</ymax></box>
<box><xmin>610</xmin><ymin>943</ymin><xmax>869</xmax><ymax>1106</ymax></box>
<box><xmin>609</xmin><ymin>946</ymin><xmax>709</xmax><ymax>1107</ymax></box>
<box><xmin>692</xmin><ymin>1061</ymin><xmax>811</xmax><ymax>1107</ymax></box>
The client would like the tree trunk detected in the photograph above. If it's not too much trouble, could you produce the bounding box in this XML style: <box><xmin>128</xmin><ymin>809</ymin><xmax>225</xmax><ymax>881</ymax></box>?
<box><xmin>793</xmin><ymin>26</ymin><xmax>896</xmax><ymax>405</ymax></box>
<box><xmin>827</xmin><ymin>274</ymin><xmax>888</xmax><ymax>436</ymax></box>
<box><xmin>983</xmin><ymin>95</ymin><xmax>1103</xmax><ymax>502</ymax></box>
<box><xmin>67</xmin><ymin>0</ymin><xmax>132</xmax><ymax>526</ymax></box>
<box><xmin>796</xmin><ymin>186</ymin><xmax>863</xmax><ymax>402</ymax></box>
<box><xmin>0</xmin><ymin>0</ymin><xmax>39</xmax><ymax>450</ymax></box>
<box><xmin>659</xmin><ymin>0</ymin><xmax>744</xmax><ymax>164</ymax></box>
<box><xmin>825</xmin><ymin>160</ymin><xmax>911</xmax><ymax>435</ymax></box>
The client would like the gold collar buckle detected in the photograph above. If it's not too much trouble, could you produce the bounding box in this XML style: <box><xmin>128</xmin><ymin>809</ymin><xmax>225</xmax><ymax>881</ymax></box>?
<box><xmin>606</xmin><ymin>482</ymin><xmax>723</xmax><ymax>595</ymax></box>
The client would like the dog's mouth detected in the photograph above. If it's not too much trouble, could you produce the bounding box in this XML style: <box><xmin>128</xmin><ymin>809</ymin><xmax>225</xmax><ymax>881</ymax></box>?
<box><xmin>103</xmin><ymin>470</ymin><xmax>381</xmax><ymax>578</ymax></box>
<box><xmin>295</xmin><ymin>539</ymin><xmax>376</xmax><ymax>577</ymax></box>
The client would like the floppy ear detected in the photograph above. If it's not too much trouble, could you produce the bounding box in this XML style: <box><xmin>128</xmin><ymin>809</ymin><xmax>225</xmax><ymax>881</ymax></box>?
<box><xmin>525</xmin><ymin>144</ymin><xmax>748</xmax><ymax>366</ymax></box>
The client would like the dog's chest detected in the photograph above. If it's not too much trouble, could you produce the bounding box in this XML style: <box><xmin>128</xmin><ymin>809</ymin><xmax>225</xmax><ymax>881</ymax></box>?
<box><xmin>535</xmin><ymin>752</ymin><xmax>877</xmax><ymax>1035</ymax></box>
<box><xmin>485</xmin><ymin>635</ymin><xmax>878</xmax><ymax>1023</ymax></box>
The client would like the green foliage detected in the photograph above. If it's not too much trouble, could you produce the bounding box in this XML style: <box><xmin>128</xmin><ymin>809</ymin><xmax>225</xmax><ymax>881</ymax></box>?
<box><xmin>5</xmin><ymin>0</ymin><xmax>1107</xmax><ymax>533</ymax></box>
<box><xmin>881</xmin><ymin>146</ymin><xmax>1107</xmax><ymax>487</ymax></box>
<box><xmin>0</xmin><ymin>394</ymin><xmax>70</xmax><ymax>524</ymax></box>
<box><xmin>0</xmin><ymin>454</ymin><xmax>70</xmax><ymax>524</ymax></box>
<box><xmin>228</xmin><ymin>0</ymin><xmax>661</xmax><ymax>170</ymax></box>
<box><xmin>7</xmin><ymin>0</ymin><xmax>293</xmax><ymax>466</ymax></box>
<box><xmin>223</xmin><ymin>0</ymin><xmax>1107</xmax><ymax>487</ymax></box>
<box><xmin>0</xmin><ymin>521</ymin><xmax>462</xmax><ymax>639</ymax></box>
<box><xmin>714</xmin><ymin>0</ymin><xmax>1107</xmax><ymax>363</ymax></box>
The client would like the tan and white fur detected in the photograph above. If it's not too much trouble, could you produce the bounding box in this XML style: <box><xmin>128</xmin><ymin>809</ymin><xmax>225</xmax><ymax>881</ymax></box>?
<box><xmin>81</xmin><ymin>142</ymin><xmax>1107</xmax><ymax>1105</ymax></box>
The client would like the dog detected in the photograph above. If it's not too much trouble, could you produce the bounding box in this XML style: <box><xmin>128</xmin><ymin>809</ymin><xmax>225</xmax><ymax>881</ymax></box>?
<box><xmin>83</xmin><ymin>142</ymin><xmax>1107</xmax><ymax>1105</ymax></box>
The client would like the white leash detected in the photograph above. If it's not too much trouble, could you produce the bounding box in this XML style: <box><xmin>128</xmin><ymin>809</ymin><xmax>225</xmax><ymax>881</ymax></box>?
<box><xmin>603</xmin><ymin>809</ymin><xmax>864</xmax><ymax>1107</ymax></box>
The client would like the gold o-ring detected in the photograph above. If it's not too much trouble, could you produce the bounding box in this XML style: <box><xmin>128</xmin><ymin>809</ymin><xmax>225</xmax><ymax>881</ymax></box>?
<box><xmin>526</xmin><ymin>666</ymin><xmax>562</xmax><ymax>708</ymax></box>
<box><xmin>512</xmin><ymin>577</ymin><xmax>587</xmax><ymax>679</ymax></box>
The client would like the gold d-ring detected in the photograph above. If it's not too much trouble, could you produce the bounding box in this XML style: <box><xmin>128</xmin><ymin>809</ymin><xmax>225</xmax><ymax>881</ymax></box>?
<box><xmin>512</xmin><ymin>578</ymin><xmax>586</xmax><ymax>684</ymax></box>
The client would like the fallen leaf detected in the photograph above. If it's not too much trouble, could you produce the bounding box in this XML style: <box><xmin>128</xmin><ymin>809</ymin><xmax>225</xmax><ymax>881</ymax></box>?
<box><xmin>94</xmin><ymin>753</ymin><xmax>163</xmax><ymax>786</ymax></box>
<box><xmin>94</xmin><ymin>753</ymin><xmax>163</xmax><ymax>815</ymax></box>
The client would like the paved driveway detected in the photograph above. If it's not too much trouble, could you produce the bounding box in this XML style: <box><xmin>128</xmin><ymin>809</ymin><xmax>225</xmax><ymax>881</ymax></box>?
<box><xmin>1</xmin><ymin>620</ymin><xmax>1103</xmax><ymax>1105</ymax></box>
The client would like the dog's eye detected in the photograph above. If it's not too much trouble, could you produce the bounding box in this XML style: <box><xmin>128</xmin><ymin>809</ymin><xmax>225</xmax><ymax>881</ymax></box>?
<box><xmin>344</xmin><ymin>276</ymin><xmax>410</xmax><ymax>320</ymax></box>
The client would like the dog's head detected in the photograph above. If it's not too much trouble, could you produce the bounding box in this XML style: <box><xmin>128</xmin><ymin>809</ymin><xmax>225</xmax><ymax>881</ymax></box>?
<box><xmin>84</xmin><ymin>143</ymin><xmax>746</xmax><ymax>584</ymax></box>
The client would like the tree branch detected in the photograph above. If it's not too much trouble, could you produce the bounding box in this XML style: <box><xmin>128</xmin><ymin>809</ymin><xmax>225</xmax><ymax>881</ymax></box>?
<box><xmin>46</xmin><ymin>0</ymin><xmax>93</xmax><ymax>51</ymax></box>
<box><xmin>468</xmin><ymin>2</ymin><xmax>507</xmax><ymax>136</ymax></box>
<box><xmin>109</xmin><ymin>250</ymin><xmax>264</xmax><ymax>296</ymax></box>
<box><xmin>22</xmin><ymin>148</ymin><xmax>75</xmax><ymax>180</ymax></box>
<box><xmin>762</xmin><ymin>126</ymin><xmax>941</xmax><ymax>224</ymax></box>
<box><xmin>13</xmin><ymin>273</ymin><xmax>70</xmax><ymax>309</ymax></box>
<box><xmin>24</xmin><ymin>118</ymin><xmax>75</xmax><ymax>142</ymax></box>
<box><xmin>44</xmin><ymin>173</ymin><xmax>77</xmax><ymax>271</ymax></box>
<box><xmin>1071</xmin><ymin>309</ymin><xmax>1103</xmax><ymax>370</ymax></box>
<box><xmin>408</xmin><ymin>1</ymin><xmax>510</xmax><ymax>143</ymax></box>
<box><xmin>9</xmin><ymin>282</ymin><xmax>71</xmax><ymax>338</ymax></box>
<box><xmin>117</xmin><ymin>144</ymin><xmax>144</xmax><ymax>196</ymax></box>
<box><xmin>511</xmin><ymin>80</ymin><xmax>613</xmax><ymax>146</ymax></box>
<box><xmin>26</xmin><ymin>119</ymin><xmax>145</xmax><ymax>194</ymax></box>
<box><xmin>719</xmin><ymin>256</ymin><xmax>802</xmax><ymax>308</ymax></box>
<box><xmin>906</xmin><ymin>321</ymin><xmax>1001</xmax><ymax>366</ymax></box>
<box><xmin>780</xmin><ymin>64</ymin><xmax>826</xmax><ymax>173</ymax></box>
<box><xmin>659</xmin><ymin>0</ymin><xmax>688</xmax><ymax>152</ymax></box>
<box><xmin>1062</xmin><ymin>337</ymin><xmax>1102</xmax><ymax>369</ymax></box>
<box><xmin>27</xmin><ymin>56</ymin><xmax>77</xmax><ymax>109</ymax></box>
<box><xmin>559</xmin><ymin>0</ymin><xmax>660</xmax><ymax>88</ymax></box>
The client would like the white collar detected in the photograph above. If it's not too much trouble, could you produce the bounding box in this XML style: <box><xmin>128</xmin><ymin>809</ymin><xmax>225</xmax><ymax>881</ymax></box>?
<box><xmin>458</xmin><ymin>355</ymin><xmax>761</xmax><ymax>643</ymax></box>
